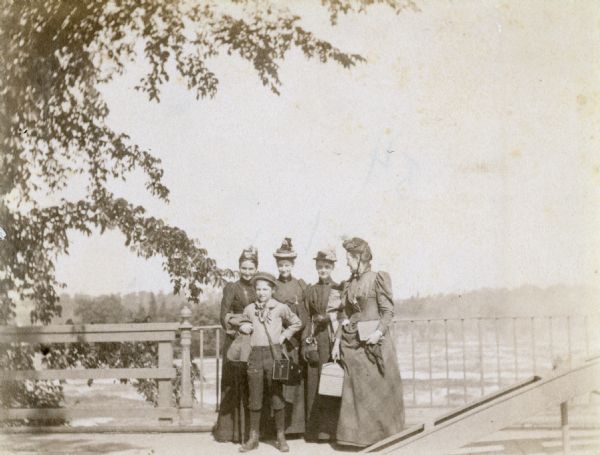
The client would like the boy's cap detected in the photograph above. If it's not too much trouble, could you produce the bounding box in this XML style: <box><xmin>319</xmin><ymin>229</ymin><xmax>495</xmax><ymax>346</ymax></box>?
<box><xmin>313</xmin><ymin>248</ymin><xmax>337</xmax><ymax>262</ymax></box>
<box><xmin>273</xmin><ymin>237</ymin><xmax>297</xmax><ymax>259</ymax></box>
<box><xmin>251</xmin><ymin>272</ymin><xmax>278</xmax><ymax>287</ymax></box>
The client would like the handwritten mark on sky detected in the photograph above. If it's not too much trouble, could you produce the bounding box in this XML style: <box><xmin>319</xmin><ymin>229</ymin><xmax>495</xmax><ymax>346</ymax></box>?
<box><xmin>304</xmin><ymin>211</ymin><xmax>321</xmax><ymax>255</ymax></box>
<box><xmin>363</xmin><ymin>145</ymin><xmax>420</xmax><ymax>196</ymax></box>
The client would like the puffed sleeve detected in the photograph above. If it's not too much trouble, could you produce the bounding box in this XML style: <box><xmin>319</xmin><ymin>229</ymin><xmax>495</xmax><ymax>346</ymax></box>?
<box><xmin>219</xmin><ymin>283</ymin><xmax>236</xmax><ymax>332</ymax></box>
<box><xmin>375</xmin><ymin>271</ymin><xmax>395</xmax><ymax>333</ymax></box>
<box><xmin>242</xmin><ymin>304</ymin><xmax>253</xmax><ymax>320</ymax></box>
<box><xmin>333</xmin><ymin>281</ymin><xmax>349</xmax><ymax>341</ymax></box>
<box><xmin>303</xmin><ymin>284</ymin><xmax>314</xmax><ymax>316</ymax></box>
<box><xmin>300</xmin><ymin>285</ymin><xmax>313</xmax><ymax>342</ymax></box>
<box><xmin>295</xmin><ymin>279</ymin><xmax>310</xmax><ymax>329</ymax></box>
<box><xmin>298</xmin><ymin>278</ymin><xmax>308</xmax><ymax>292</ymax></box>
<box><xmin>298</xmin><ymin>279</ymin><xmax>309</xmax><ymax>311</ymax></box>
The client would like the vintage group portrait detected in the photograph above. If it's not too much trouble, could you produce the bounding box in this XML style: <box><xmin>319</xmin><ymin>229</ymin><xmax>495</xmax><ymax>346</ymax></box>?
<box><xmin>0</xmin><ymin>0</ymin><xmax>598</xmax><ymax>454</ymax></box>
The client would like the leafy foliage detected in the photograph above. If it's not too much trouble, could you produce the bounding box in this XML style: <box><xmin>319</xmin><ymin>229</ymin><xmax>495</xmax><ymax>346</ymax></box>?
<box><xmin>321</xmin><ymin>0</ymin><xmax>418</xmax><ymax>25</ymax></box>
<box><xmin>0</xmin><ymin>344</ymin><xmax>63</xmax><ymax>409</ymax></box>
<box><xmin>0</xmin><ymin>338</ymin><xmax>201</xmax><ymax>421</ymax></box>
<box><xmin>0</xmin><ymin>0</ymin><xmax>414</xmax><ymax>421</ymax></box>
<box><xmin>0</xmin><ymin>0</ymin><xmax>382</xmax><ymax>325</ymax></box>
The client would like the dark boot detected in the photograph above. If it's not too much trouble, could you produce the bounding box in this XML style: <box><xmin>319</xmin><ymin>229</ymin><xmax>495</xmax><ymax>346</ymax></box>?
<box><xmin>239</xmin><ymin>411</ymin><xmax>260</xmax><ymax>452</ymax></box>
<box><xmin>274</xmin><ymin>409</ymin><xmax>289</xmax><ymax>452</ymax></box>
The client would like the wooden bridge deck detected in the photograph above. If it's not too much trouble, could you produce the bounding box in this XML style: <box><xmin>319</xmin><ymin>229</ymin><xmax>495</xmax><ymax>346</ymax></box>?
<box><xmin>1</xmin><ymin>425</ymin><xmax>599</xmax><ymax>455</ymax></box>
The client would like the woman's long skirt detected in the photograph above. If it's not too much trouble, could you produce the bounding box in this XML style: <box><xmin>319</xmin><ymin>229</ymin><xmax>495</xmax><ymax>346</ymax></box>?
<box><xmin>282</xmin><ymin>344</ymin><xmax>306</xmax><ymax>435</ymax></box>
<box><xmin>336</xmin><ymin>331</ymin><xmax>405</xmax><ymax>447</ymax></box>
<box><xmin>213</xmin><ymin>337</ymin><xmax>249</xmax><ymax>442</ymax></box>
<box><xmin>305</xmin><ymin>329</ymin><xmax>340</xmax><ymax>441</ymax></box>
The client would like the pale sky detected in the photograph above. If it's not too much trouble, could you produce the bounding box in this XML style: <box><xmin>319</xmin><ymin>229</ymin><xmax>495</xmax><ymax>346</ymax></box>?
<box><xmin>54</xmin><ymin>0</ymin><xmax>600</xmax><ymax>298</ymax></box>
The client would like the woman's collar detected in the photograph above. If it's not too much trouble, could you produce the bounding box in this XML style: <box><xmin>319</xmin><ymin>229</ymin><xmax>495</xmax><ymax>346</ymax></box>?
<box><xmin>278</xmin><ymin>274</ymin><xmax>293</xmax><ymax>283</ymax></box>
<box><xmin>351</xmin><ymin>264</ymin><xmax>372</xmax><ymax>279</ymax></box>
<box><xmin>361</xmin><ymin>264</ymin><xmax>372</xmax><ymax>275</ymax></box>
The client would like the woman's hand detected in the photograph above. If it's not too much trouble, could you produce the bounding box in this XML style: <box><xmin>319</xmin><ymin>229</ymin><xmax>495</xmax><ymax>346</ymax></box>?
<box><xmin>278</xmin><ymin>334</ymin><xmax>288</xmax><ymax>345</ymax></box>
<box><xmin>331</xmin><ymin>340</ymin><xmax>341</xmax><ymax>361</ymax></box>
<box><xmin>239</xmin><ymin>323</ymin><xmax>253</xmax><ymax>335</ymax></box>
<box><xmin>366</xmin><ymin>329</ymin><xmax>383</xmax><ymax>345</ymax></box>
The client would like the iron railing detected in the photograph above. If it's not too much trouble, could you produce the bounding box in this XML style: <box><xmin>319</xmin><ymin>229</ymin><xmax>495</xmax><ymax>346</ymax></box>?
<box><xmin>191</xmin><ymin>314</ymin><xmax>600</xmax><ymax>410</ymax></box>
<box><xmin>1</xmin><ymin>312</ymin><xmax>596</xmax><ymax>426</ymax></box>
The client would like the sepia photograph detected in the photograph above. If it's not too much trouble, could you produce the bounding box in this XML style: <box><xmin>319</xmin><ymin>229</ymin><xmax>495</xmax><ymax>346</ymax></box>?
<box><xmin>0</xmin><ymin>0</ymin><xmax>599</xmax><ymax>454</ymax></box>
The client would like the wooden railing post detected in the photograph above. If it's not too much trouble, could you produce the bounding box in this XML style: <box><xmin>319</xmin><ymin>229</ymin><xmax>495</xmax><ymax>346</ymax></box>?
<box><xmin>215</xmin><ymin>328</ymin><xmax>221</xmax><ymax>412</ymax></box>
<box><xmin>179</xmin><ymin>306</ymin><xmax>193</xmax><ymax>425</ymax></box>
<box><xmin>199</xmin><ymin>329</ymin><xmax>205</xmax><ymax>408</ymax></box>
<box><xmin>157</xmin><ymin>339</ymin><xmax>174</xmax><ymax>424</ymax></box>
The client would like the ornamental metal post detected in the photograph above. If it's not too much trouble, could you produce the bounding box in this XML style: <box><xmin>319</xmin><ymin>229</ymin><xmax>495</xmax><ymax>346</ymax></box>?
<box><xmin>561</xmin><ymin>401</ymin><xmax>570</xmax><ymax>455</ymax></box>
<box><xmin>179</xmin><ymin>306</ymin><xmax>193</xmax><ymax>425</ymax></box>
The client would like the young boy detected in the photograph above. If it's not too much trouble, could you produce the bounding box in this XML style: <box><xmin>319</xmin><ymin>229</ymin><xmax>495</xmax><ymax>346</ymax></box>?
<box><xmin>238</xmin><ymin>272</ymin><xmax>302</xmax><ymax>453</ymax></box>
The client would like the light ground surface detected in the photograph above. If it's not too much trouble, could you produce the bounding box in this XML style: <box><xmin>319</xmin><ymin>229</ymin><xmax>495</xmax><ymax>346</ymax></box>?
<box><xmin>1</xmin><ymin>426</ymin><xmax>600</xmax><ymax>455</ymax></box>
<box><xmin>2</xmin><ymin>398</ymin><xmax>598</xmax><ymax>454</ymax></box>
<box><xmin>2</xmin><ymin>403</ymin><xmax>599</xmax><ymax>455</ymax></box>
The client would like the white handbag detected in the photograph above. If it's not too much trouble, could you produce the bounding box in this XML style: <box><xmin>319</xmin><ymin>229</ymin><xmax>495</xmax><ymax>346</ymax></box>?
<box><xmin>318</xmin><ymin>361</ymin><xmax>345</xmax><ymax>397</ymax></box>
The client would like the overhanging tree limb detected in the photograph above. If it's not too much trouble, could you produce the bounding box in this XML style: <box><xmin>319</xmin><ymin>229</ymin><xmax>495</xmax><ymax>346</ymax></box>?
<box><xmin>0</xmin><ymin>0</ymin><xmax>415</xmax><ymax>324</ymax></box>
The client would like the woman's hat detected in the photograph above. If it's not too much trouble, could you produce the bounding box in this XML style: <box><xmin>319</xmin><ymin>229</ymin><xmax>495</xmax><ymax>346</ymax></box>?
<box><xmin>251</xmin><ymin>271</ymin><xmax>278</xmax><ymax>287</ymax></box>
<box><xmin>273</xmin><ymin>237</ymin><xmax>297</xmax><ymax>259</ymax></box>
<box><xmin>239</xmin><ymin>245</ymin><xmax>258</xmax><ymax>265</ymax></box>
<box><xmin>342</xmin><ymin>237</ymin><xmax>372</xmax><ymax>258</ymax></box>
<box><xmin>313</xmin><ymin>247</ymin><xmax>337</xmax><ymax>262</ymax></box>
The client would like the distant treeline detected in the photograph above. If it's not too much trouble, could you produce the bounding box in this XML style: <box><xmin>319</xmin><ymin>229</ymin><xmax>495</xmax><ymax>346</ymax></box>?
<box><xmin>50</xmin><ymin>284</ymin><xmax>599</xmax><ymax>327</ymax></box>
<box><xmin>53</xmin><ymin>290</ymin><xmax>223</xmax><ymax>357</ymax></box>
<box><xmin>54</xmin><ymin>289</ymin><xmax>222</xmax><ymax>326</ymax></box>
<box><xmin>396</xmin><ymin>284</ymin><xmax>599</xmax><ymax>319</ymax></box>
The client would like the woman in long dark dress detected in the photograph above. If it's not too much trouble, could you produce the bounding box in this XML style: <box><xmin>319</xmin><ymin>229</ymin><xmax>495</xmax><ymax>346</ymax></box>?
<box><xmin>271</xmin><ymin>238</ymin><xmax>308</xmax><ymax>436</ymax></box>
<box><xmin>302</xmin><ymin>248</ymin><xmax>341</xmax><ymax>442</ymax></box>
<box><xmin>213</xmin><ymin>247</ymin><xmax>258</xmax><ymax>443</ymax></box>
<box><xmin>332</xmin><ymin>237</ymin><xmax>405</xmax><ymax>447</ymax></box>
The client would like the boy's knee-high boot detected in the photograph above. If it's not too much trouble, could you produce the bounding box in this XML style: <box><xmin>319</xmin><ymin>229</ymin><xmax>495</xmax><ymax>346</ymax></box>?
<box><xmin>274</xmin><ymin>409</ymin><xmax>289</xmax><ymax>453</ymax></box>
<box><xmin>239</xmin><ymin>411</ymin><xmax>260</xmax><ymax>452</ymax></box>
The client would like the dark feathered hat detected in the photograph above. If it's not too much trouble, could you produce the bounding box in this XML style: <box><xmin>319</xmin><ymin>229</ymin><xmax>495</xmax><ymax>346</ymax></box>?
<box><xmin>273</xmin><ymin>237</ymin><xmax>297</xmax><ymax>260</ymax></box>
<box><xmin>238</xmin><ymin>246</ymin><xmax>258</xmax><ymax>266</ymax></box>
<box><xmin>342</xmin><ymin>237</ymin><xmax>372</xmax><ymax>260</ymax></box>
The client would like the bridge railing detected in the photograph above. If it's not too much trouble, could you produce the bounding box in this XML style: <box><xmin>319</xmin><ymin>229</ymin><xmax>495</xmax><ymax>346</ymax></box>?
<box><xmin>390</xmin><ymin>314</ymin><xmax>599</xmax><ymax>408</ymax></box>
<box><xmin>0</xmin><ymin>307</ymin><xmax>196</xmax><ymax>425</ymax></box>
<box><xmin>191</xmin><ymin>314</ymin><xmax>600</xmax><ymax>410</ymax></box>
<box><xmin>1</xmin><ymin>312</ymin><xmax>597</xmax><ymax>425</ymax></box>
